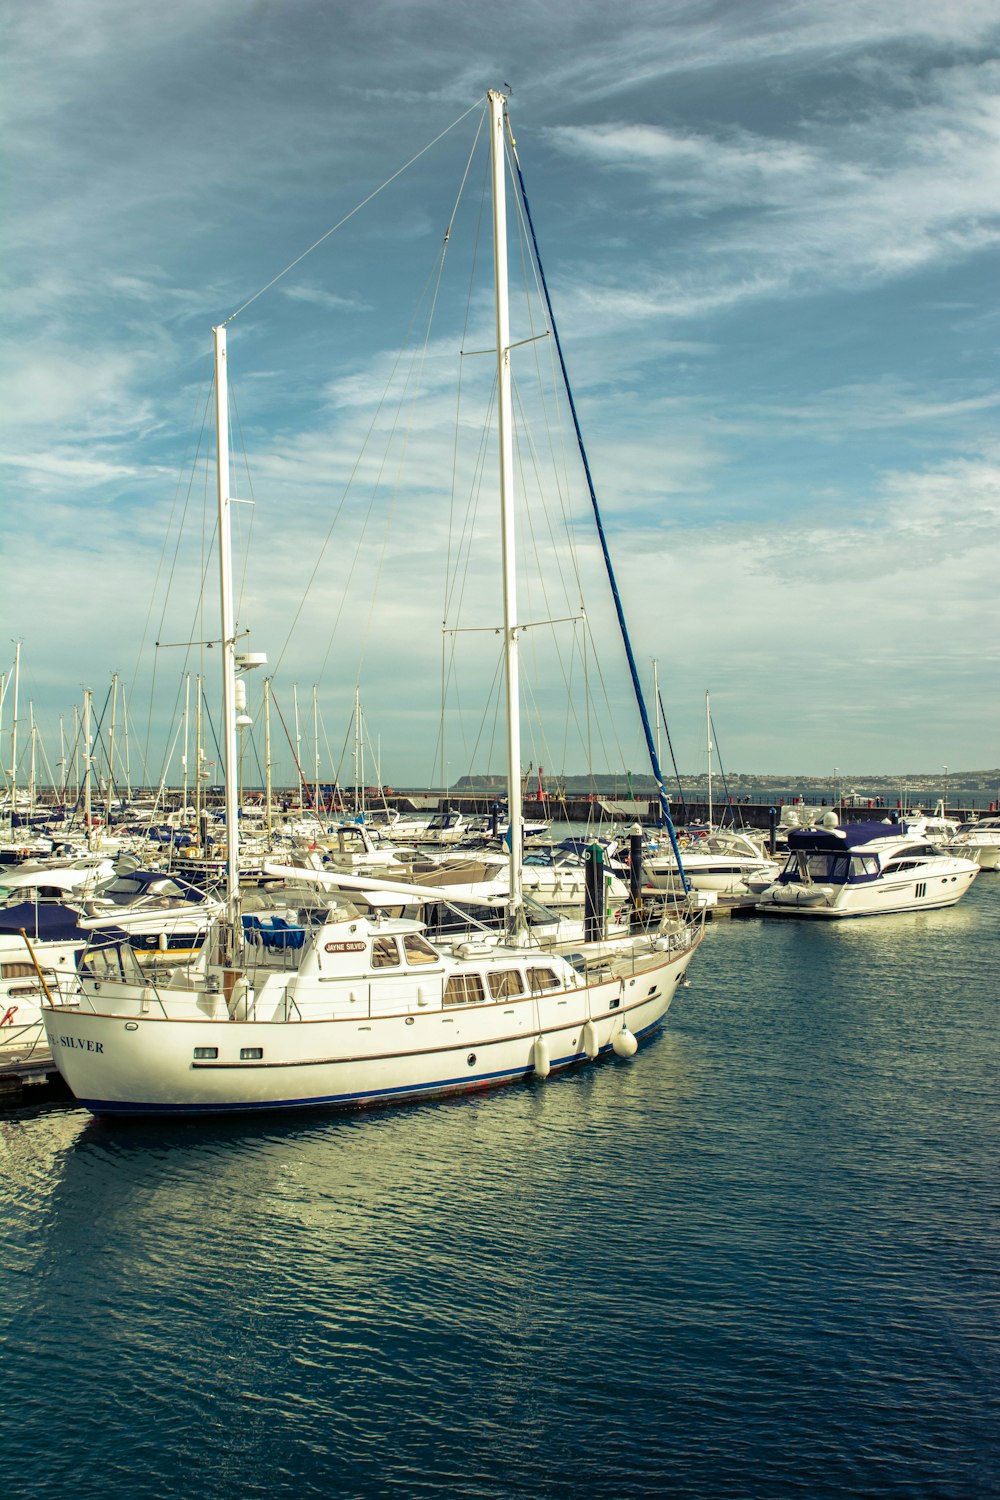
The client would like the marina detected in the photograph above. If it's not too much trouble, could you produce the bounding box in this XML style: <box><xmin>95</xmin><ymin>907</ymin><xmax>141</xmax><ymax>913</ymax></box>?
<box><xmin>3</xmin><ymin>7</ymin><xmax>998</xmax><ymax>1493</ymax></box>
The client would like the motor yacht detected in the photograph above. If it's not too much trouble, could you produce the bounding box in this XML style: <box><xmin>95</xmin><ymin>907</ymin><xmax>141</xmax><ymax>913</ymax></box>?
<box><xmin>755</xmin><ymin>820</ymin><xmax>980</xmax><ymax>917</ymax></box>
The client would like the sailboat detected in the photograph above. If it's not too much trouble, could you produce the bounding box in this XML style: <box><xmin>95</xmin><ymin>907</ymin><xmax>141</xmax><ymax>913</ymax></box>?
<box><xmin>644</xmin><ymin>692</ymin><xmax>780</xmax><ymax>896</ymax></box>
<box><xmin>39</xmin><ymin>92</ymin><xmax>702</xmax><ymax>1117</ymax></box>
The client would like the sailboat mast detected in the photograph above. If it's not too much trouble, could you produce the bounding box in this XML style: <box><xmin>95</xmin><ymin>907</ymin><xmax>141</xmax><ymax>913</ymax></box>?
<box><xmin>28</xmin><ymin>704</ymin><xmax>36</xmax><ymax>814</ymax></box>
<box><xmin>83</xmin><ymin>687</ymin><xmax>92</xmax><ymax>841</ymax></box>
<box><xmin>213</xmin><ymin>324</ymin><xmax>241</xmax><ymax>929</ymax></box>
<box><xmin>353</xmin><ymin>686</ymin><xmax>361</xmax><ymax>817</ymax></box>
<box><xmin>9</xmin><ymin>640</ymin><xmax>20</xmax><ymax>816</ymax></box>
<box><xmin>122</xmin><ymin>682</ymin><xmax>132</xmax><ymax>799</ymax></box>
<box><xmin>312</xmin><ymin>685</ymin><xmax>320</xmax><ymax>818</ymax></box>
<box><xmin>489</xmin><ymin>88</ymin><xmax>523</xmax><ymax>929</ymax></box>
<box><xmin>706</xmin><ymin>690</ymin><xmax>713</xmax><ymax>828</ymax></box>
<box><xmin>104</xmin><ymin>672</ymin><xmax>118</xmax><ymax>825</ymax></box>
<box><xmin>182</xmin><ymin>672</ymin><xmax>190</xmax><ymax>814</ymax></box>
<box><xmin>264</xmin><ymin>677</ymin><xmax>273</xmax><ymax>840</ymax></box>
<box><xmin>293</xmin><ymin>685</ymin><xmax>303</xmax><ymax>815</ymax></box>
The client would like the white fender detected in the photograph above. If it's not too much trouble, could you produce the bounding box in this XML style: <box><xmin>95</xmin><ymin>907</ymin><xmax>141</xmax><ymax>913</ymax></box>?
<box><xmin>532</xmin><ymin>1035</ymin><xmax>551</xmax><ymax>1078</ymax></box>
<box><xmin>582</xmin><ymin>1019</ymin><xmax>600</xmax><ymax>1060</ymax></box>
<box><xmin>611</xmin><ymin>1025</ymin><xmax>638</xmax><ymax>1059</ymax></box>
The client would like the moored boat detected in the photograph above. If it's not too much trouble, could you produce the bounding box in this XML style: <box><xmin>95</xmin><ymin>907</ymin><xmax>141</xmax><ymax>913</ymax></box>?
<box><xmin>755</xmin><ymin>820</ymin><xmax>980</xmax><ymax>918</ymax></box>
<box><xmin>41</xmin><ymin>90</ymin><xmax>702</xmax><ymax>1117</ymax></box>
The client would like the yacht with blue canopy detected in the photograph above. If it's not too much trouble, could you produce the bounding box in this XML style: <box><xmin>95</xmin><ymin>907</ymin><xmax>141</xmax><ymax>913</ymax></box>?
<box><xmin>755</xmin><ymin>818</ymin><xmax>979</xmax><ymax>918</ymax></box>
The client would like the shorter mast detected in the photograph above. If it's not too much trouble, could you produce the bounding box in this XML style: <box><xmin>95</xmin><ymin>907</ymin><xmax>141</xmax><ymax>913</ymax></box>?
<box><xmin>706</xmin><ymin>690</ymin><xmax>713</xmax><ymax>829</ymax></box>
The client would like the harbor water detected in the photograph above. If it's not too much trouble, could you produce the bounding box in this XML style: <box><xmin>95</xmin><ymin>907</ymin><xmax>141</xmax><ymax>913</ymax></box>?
<box><xmin>0</xmin><ymin>880</ymin><xmax>996</xmax><ymax>1499</ymax></box>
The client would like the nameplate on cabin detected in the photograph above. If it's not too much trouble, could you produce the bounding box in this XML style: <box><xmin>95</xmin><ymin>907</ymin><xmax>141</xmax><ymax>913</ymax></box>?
<box><xmin>324</xmin><ymin>941</ymin><xmax>367</xmax><ymax>953</ymax></box>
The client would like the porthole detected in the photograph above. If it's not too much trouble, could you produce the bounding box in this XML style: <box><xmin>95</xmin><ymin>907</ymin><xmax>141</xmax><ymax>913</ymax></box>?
<box><xmin>124</xmin><ymin>1022</ymin><xmax>138</xmax><ymax>1032</ymax></box>
<box><xmin>467</xmin><ymin>1052</ymin><xmax>477</xmax><ymax>1067</ymax></box>
<box><xmin>240</xmin><ymin>1047</ymin><xmax>263</xmax><ymax>1060</ymax></box>
<box><xmin>193</xmin><ymin>1046</ymin><xmax>218</xmax><ymax>1060</ymax></box>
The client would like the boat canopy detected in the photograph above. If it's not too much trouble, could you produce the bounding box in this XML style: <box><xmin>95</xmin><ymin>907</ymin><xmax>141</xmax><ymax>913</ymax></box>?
<box><xmin>786</xmin><ymin>821</ymin><xmax>907</xmax><ymax>852</ymax></box>
<box><xmin>0</xmin><ymin>900</ymin><xmax>99</xmax><ymax>943</ymax></box>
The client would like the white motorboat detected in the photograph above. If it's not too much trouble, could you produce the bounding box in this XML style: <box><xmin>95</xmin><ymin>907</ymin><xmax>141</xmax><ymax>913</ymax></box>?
<box><xmin>942</xmin><ymin>815</ymin><xmax>1000</xmax><ymax>871</ymax></box>
<box><xmin>645</xmin><ymin>828</ymin><xmax>780</xmax><ymax>896</ymax></box>
<box><xmin>755</xmin><ymin>819</ymin><xmax>980</xmax><ymax>918</ymax></box>
<box><xmin>0</xmin><ymin>853</ymin><xmax>118</xmax><ymax>902</ymax></box>
<box><xmin>42</xmin><ymin>91</ymin><xmax>701</xmax><ymax>1117</ymax></box>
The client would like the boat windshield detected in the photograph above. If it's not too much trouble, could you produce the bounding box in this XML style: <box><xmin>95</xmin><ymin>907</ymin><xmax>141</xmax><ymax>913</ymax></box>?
<box><xmin>783</xmin><ymin>853</ymin><xmax>879</xmax><ymax>884</ymax></box>
<box><xmin>80</xmin><ymin>940</ymin><xmax>149</xmax><ymax>984</ymax></box>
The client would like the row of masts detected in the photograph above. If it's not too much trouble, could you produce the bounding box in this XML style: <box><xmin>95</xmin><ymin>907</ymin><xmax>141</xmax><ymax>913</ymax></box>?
<box><xmin>0</xmin><ymin>648</ymin><xmax>382</xmax><ymax>832</ymax></box>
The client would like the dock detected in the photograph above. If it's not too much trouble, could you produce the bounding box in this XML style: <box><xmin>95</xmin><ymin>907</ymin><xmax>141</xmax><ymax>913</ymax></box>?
<box><xmin>0</xmin><ymin>1043</ymin><xmax>70</xmax><ymax>1110</ymax></box>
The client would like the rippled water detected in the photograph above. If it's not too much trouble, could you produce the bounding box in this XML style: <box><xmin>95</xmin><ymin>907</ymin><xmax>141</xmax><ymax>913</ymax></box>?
<box><xmin>1</xmin><ymin>881</ymin><xmax>997</xmax><ymax>1499</ymax></box>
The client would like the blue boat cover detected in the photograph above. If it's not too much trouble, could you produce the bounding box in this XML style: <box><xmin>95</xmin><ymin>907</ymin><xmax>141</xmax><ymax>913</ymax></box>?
<box><xmin>0</xmin><ymin>901</ymin><xmax>93</xmax><ymax>942</ymax></box>
<box><xmin>787</xmin><ymin>821</ymin><xmax>907</xmax><ymax>852</ymax></box>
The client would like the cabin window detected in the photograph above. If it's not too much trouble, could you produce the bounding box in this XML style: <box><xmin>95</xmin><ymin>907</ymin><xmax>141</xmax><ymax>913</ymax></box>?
<box><xmin>528</xmin><ymin>968</ymin><xmax>562</xmax><ymax>994</ymax></box>
<box><xmin>444</xmin><ymin>973</ymin><xmax>485</xmax><ymax>1007</ymax></box>
<box><xmin>240</xmin><ymin>1047</ymin><xmax>263</xmax><ymax>1060</ymax></box>
<box><xmin>850</xmin><ymin>856</ymin><xmax>879</xmax><ymax>879</ymax></box>
<box><xmin>371</xmin><ymin>937</ymin><xmax>401</xmax><ymax>968</ymax></box>
<box><xmin>488</xmin><ymin>969</ymin><xmax>524</xmax><ymax>1000</ymax></box>
<box><xmin>193</xmin><ymin>1046</ymin><xmax>218</xmax><ymax>1060</ymax></box>
<box><xmin>402</xmin><ymin>934</ymin><xmax>438</xmax><ymax>966</ymax></box>
<box><xmin>1</xmin><ymin>962</ymin><xmax>35</xmax><ymax>980</ymax></box>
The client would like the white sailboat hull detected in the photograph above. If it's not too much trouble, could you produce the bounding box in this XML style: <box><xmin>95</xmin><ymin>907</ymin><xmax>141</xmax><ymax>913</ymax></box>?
<box><xmin>41</xmin><ymin>944</ymin><xmax>695</xmax><ymax>1116</ymax></box>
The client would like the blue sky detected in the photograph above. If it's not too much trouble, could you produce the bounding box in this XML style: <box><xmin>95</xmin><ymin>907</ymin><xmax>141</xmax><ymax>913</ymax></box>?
<box><xmin>2</xmin><ymin>0</ymin><xmax>998</xmax><ymax>791</ymax></box>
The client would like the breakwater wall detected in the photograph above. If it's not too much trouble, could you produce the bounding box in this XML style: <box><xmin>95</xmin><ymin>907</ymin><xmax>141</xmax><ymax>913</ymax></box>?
<box><xmin>387</xmin><ymin>794</ymin><xmax>981</xmax><ymax>828</ymax></box>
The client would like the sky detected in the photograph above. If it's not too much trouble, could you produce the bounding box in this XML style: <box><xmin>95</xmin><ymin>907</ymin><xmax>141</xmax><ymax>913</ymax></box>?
<box><xmin>1</xmin><ymin>0</ymin><xmax>998</xmax><ymax>792</ymax></box>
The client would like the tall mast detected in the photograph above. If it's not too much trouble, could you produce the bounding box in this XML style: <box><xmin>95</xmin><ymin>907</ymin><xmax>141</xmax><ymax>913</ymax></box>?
<box><xmin>489</xmin><ymin>88</ymin><xmax>524</xmax><ymax>933</ymax></box>
<box><xmin>652</xmin><ymin>659</ymin><xmax>661</xmax><ymax>767</ymax></box>
<box><xmin>358</xmin><ymin>695</ymin><xmax>366</xmax><ymax>820</ymax></box>
<box><xmin>182</xmin><ymin>672</ymin><xmax>190</xmax><ymax>814</ymax></box>
<box><xmin>73</xmin><ymin>704</ymin><xmax>80</xmax><ymax>800</ymax></box>
<box><xmin>194</xmin><ymin>675</ymin><xmax>203</xmax><ymax>828</ymax></box>
<box><xmin>9</xmin><ymin>640</ymin><xmax>20</xmax><ymax>815</ymax></box>
<box><xmin>122</xmin><ymin>682</ymin><xmax>132</xmax><ymax>799</ymax></box>
<box><xmin>312</xmin><ymin>685</ymin><xmax>320</xmax><ymax>817</ymax></box>
<box><xmin>353</xmin><ymin>686</ymin><xmax>361</xmax><ymax>817</ymax></box>
<box><xmin>293</xmin><ymin>684</ymin><xmax>303</xmax><ymax>816</ymax></box>
<box><xmin>213</xmin><ymin>324</ymin><xmax>241</xmax><ymax>933</ymax></box>
<box><xmin>28</xmin><ymin>703</ymin><xmax>36</xmax><ymax>814</ymax></box>
<box><xmin>83</xmin><ymin>687</ymin><xmax>93</xmax><ymax>841</ymax></box>
<box><xmin>104</xmin><ymin>672</ymin><xmax>118</xmax><ymax>824</ymax></box>
<box><xmin>264</xmin><ymin>677</ymin><xmax>273</xmax><ymax>841</ymax></box>
<box><xmin>706</xmin><ymin>690</ymin><xmax>713</xmax><ymax>829</ymax></box>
